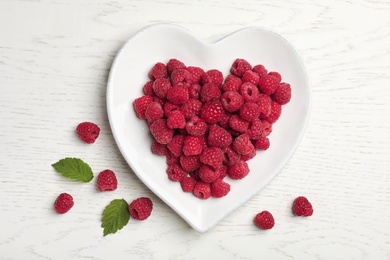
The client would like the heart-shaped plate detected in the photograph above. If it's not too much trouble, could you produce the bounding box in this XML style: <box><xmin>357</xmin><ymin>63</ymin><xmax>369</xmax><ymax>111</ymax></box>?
<box><xmin>106</xmin><ymin>24</ymin><xmax>310</xmax><ymax>232</ymax></box>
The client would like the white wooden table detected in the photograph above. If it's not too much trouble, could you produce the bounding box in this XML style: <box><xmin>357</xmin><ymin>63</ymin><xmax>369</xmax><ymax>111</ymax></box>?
<box><xmin>1</xmin><ymin>0</ymin><xmax>389</xmax><ymax>259</ymax></box>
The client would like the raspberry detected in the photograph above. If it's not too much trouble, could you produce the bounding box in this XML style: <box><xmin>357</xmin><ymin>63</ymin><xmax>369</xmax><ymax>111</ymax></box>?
<box><xmin>183</xmin><ymin>135</ymin><xmax>203</xmax><ymax>156</ymax></box>
<box><xmin>180</xmin><ymin>154</ymin><xmax>201</xmax><ymax>172</ymax></box>
<box><xmin>145</xmin><ymin>102</ymin><xmax>164</xmax><ymax>123</ymax></box>
<box><xmin>200</xmin><ymin>147</ymin><xmax>224</xmax><ymax>170</ymax></box>
<box><xmin>254</xmin><ymin>210</ymin><xmax>275</xmax><ymax>230</ymax></box>
<box><xmin>180</xmin><ymin>99</ymin><xmax>202</xmax><ymax>120</ymax></box>
<box><xmin>246</xmin><ymin>119</ymin><xmax>263</xmax><ymax>140</ymax></box>
<box><xmin>167</xmin><ymin>58</ymin><xmax>186</xmax><ymax>75</ymax></box>
<box><xmin>265</xmin><ymin>101</ymin><xmax>282</xmax><ymax>123</ymax></box>
<box><xmin>149</xmin><ymin>62</ymin><xmax>168</xmax><ymax>80</ymax></box>
<box><xmin>210</xmin><ymin>179</ymin><xmax>231</xmax><ymax>198</ymax></box>
<box><xmin>185</xmin><ymin>116</ymin><xmax>208</xmax><ymax>136</ymax></box>
<box><xmin>166</xmin><ymin>83</ymin><xmax>189</xmax><ymax>105</ymax></box>
<box><xmin>76</xmin><ymin>122</ymin><xmax>100</xmax><ymax>144</ymax></box>
<box><xmin>258</xmin><ymin>74</ymin><xmax>279</xmax><ymax>95</ymax></box>
<box><xmin>272</xmin><ymin>82</ymin><xmax>291</xmax><ymax>105</ymax></box>
<box><xmin>208</xmin><ymin>125</ymin><xmax>232</xmax><ymax>149</ymax></box>
<box><xmin>241</xmin><ymin>70</ymin><xmax>260</xmax><ymax>85</ymax></box>
<box><xmin>221</xmin><ymin>91</ymin><xmax>244</xmax><ymax>112</ymax></box>
<box><xmin>153</xmin><ymin>78</ymin><xmax>172</xmax><ymax>99</ymax></box>
<box><xmin>193</xmin><ymin>181</ymin><xmax>211</xmax><ymax>199</ymax></box>
<box><xmin>257</xmin><ymin>93</ymin><xmax>272</xmax><ymax>118</ymax></box>
<box><xmin>143</xmin><ymin>80</ymin><xmax>155</xmax><ymax>96</ymax></box>
<box><xmin>186</xmin><ymin>66</ymin><xmax>205</xmax><ymax>83</ymax></box>
<box><xmin>218</xmin><ymin>164</ymin><xmax>228</xmax><ymax>179</ymax></box>
<box><xmin>171</xmin><ymin>69</ymin><xmax>193</xmax><ymax>86</ymax></box>
<box><xmin>228</xmin><ymin>160</ymin><xmax>249</xmax><ymax>179</ymax></box>
<box><xmin>293</xmin><ymin>196</ymin><xmax>313</xmax><ymax>217</ymax></box>
<box><xmin>261</xmin><ymin>120</ymin><xmax>273</xmax><ymax>137</ymax></box>
<box><xmin>151</xmin><ymin>140</ymin><xmax>169</xmax><ymax>156</ymax></box>
<box><xmin>163</xmin><ymin>102</ymin><xmax>179</xmax><ymax>117</ymax></box>
<box><xmin>54</xmin><ymin>193</ymin><xmax>74</xmax><ymax>214</ymax></box>
<box><xmin>229</xmin><ymin>115</ymin><xmax>250</xmax><ymax>133</ymax></box>
<box><xmin>240</xmin><ymin>82</ymin><xmax>259</xmax><ymax>103</ymax></box>
<box><xmin>222</xmin><ymin>75</ymin><xmax>242</xmax><ymax>92</ymax></box>
<box><xmin>230</xmin><ymin>58</ymin><xmax>252</xmax><ymax>77</ymax></box>
<box><xmin>180</xmin><ymin>176</ymin><xmax>195</xmax><ymax>192</ymax></box>
<box><xmin>252</xmin><ymin>64</ymin><xmax>268</xmax><ymax>77</ymax></box>
<box><xmin>239</xmin><ymin>102</ymin><xmax>261</xmax><ymax>122</ymax></box>
<box><xmin>133</xmin><ymin>96</ymin><xmax>153</xmax><ymax>119</ymax></box>
<box><xmin>232</xmin><ymin>134</ymin><xmax>254</xmax><ymax>155</ymax></box>
<box><xmin>150</xmin><ymin>119</ymin><xmax>174</xmax><ymax>144</ymax></box>
<box><xmin>97</xmin><ymin>169</ymin><xmax>118</xmax><ymax>192</ymax></box>
<box><xmin>167</xmin><ymin>134</ymin><xmax>185</xmax><ymax>157</ymax></box>
<box><xmin>218</xmin><ymin>111</ymin><xmax>231</xmax><ymax>129</ymax></box>
<box><xmin>129</xmin><ymin>197</ymin><xmax>153</xmax><ymax>221</ymax></box>
<box><xmin>188</xmin><ymin>83</ymin><xmax>201</xmax><ymax>99</ymax></box>
<box><xmin>198</xmin><ymin>164</ymin><xmax>221</xmax><ymax>183</ymax></box>
<box><xmin>223</xmin><ymin>146</ymin><xmax>241</xmax><ymax>166</ymax></box>
<box><xmin>200</xmin><ymin>82</ymin><xmax>221</xmax><ymax>103</ymax></box>
<box><xmin>167</xmin><ymin>110</ymin><xmax>186</xmax><ymax>129</ymax></box>
<box><xmin>241</xmin><ymin>149</ymin><xmax>256</xmax><ymax>161</ymax></box>
<box><xmin>201</xmin><ymin>69</ymin><xmax>223</xmax><ymax>86</ymax></box>
<box><xmin>268</xmin><ymin>71</ymin><xmax>282</xmax><ymax>83</ymax></box>
<box><xmin>200</xmin><ymin>99</ymin><xmax>224</xmax><ymax>124</ymax></box>
<box><xmin>167</xmin><ymin>164</ymin><xmax>187</xmax><ymax>181</ymax></box>
<box><xmin>166</xmin><ymin>151</ymin><xmax>179</xmax><ymax>166</ymax></box>
<box><xmin>254</xmin><ymin>137</ymin><xmax>270</xmax><ymax>150</ymax></box>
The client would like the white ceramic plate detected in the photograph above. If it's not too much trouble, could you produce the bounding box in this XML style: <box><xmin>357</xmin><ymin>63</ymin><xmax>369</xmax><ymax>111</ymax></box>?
<box><xmin>107</xmin><ymin>24</ymin><xmax>310</xmax><ymax>232</ymax></box>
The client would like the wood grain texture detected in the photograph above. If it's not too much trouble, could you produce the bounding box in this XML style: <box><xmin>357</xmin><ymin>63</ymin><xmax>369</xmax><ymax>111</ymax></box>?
<box><xmin>1</xmin><ymin>0</ymin><xmax>390</xmax><ymax>259</ymax></box>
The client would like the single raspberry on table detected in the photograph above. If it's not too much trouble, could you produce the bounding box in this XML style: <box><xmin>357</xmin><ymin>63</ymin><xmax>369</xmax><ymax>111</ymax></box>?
<box><xmin>200</xmin><ymin>147</ymin><xmax>224</xmax><ymax>170</ymax></box>
<box><xmin>241</xmin><ymin>70</ymin><xmax>260</xmax><ymax>85</ymax></box>
<box><xmin>228</xmin><ymin>160</ymin><xmax>249</xmax><ymax>180</ymax></box>
<box><xmin>208</xmin><ymin>125</ymin><xmax>232</xmax><ymax>149</ymax></box>
<box><xmin>129</xmin><ymin>197</ymin><xmax>153</xmax><ymax>221</ymax></box>
<box><xmin>201</xmin><ymin>69</ymin><xmax>224</xmax><ymax>86</ymax></box>
<box><xmin>254</xmin><ymin>210</ymin><xmax>275</xmax><ymax>230</ymax></box>
<box><xmin>193</xmin><ymin>181</ymin><xmax>211</xmax><ymax>199</ymax></box>
<box><xmin>166</xmin><ymin>58</ymin><xmax>186</xmax><ymax>75</ymax></box>
<box><xmin>221</xmin><ymin>91</ymin><xmax>244</xmax><ymax>113</ymax></box>
<box><xmin>150</xmin><ymin>119</ymin><xmax>174</xmax><ymax>145</ymax></box>
<box><xmin>230</xmin><ymin>58</ymin><xmax>252</xmax><ymax>77</ymax></box>
<box><xmin>210</xmin><ymin>178</ymin><xmax>231</xmax><ymax>198</ymax></box>
<box><xmin>149</xmin><ymin>62</ymin><xmax>168</xmax><ymax>80</ymax></box>
<box><xmin>97</xmin><ymin>169</ymin><xmax>118</xmax><ymax>192</ymax></box>
<box><xmin>54</xmin><ymin>193</ymin><xmax>74</xmax><ymax>214</ymax></box>
<box><xmin>293</xmin><ymin>196</ymin><xmax>313</xmax><ymax>217</ymax></box>
<box><xmin>76</xmin><ymin>122</ymin><xmax>100</xmax><ymax>144</ymax></box>
<box><xmin>180</xmin><ymin>176</ymin><xmax>196</xmax><ymax>192</ymax></box>
<box><xmin>272</xmin><ymin>82</ymin><xmax>291</xmax><ymax>105</ymax></box>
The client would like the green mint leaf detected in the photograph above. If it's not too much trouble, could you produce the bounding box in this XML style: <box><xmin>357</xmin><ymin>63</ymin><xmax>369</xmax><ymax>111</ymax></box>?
<box><xmin>101</xmin><ymin>199</ymin><xmax>130</xmax><ymax>236</ymax></box>
<box><xmin>52</xmin><ymin>157</ymin><xmax>93</xmax><ymax>182</ymax></box>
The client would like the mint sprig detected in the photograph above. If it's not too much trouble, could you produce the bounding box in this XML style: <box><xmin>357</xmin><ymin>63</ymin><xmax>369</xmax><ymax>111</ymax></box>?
<box><xmin>101</xmin><ymin>199</ymin><xmax>130</xmax><ymax>236</ymax></box>
<box><xmin>52</xmin><ymin>157</ymin><xmax>94</xmax><ymax>182</ymax></box>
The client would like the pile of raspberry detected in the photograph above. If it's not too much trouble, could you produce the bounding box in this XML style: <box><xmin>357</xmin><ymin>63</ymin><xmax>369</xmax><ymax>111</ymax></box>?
<box><xmin>133</xmin><ymin>58</ymin><xmax>291</xmax><ymax>200</ymax></box>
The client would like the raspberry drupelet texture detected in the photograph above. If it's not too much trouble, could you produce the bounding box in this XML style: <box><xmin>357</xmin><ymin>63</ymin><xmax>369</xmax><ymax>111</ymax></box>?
<box><xmin>254</xmin><ymin>210</ymin><xmax>275</xmax><ymax>230</ymax></box>
<box><xmin>129</xmin><ymin>197</ymin><xmax>153</xmax><ymax>221</ymax></box>
<box><xmin>76</xmin><ymin>122</ymin><xmax>100</xmax><ymax>144</ymax></box>
<box><xmin>97</xmin><ymin>170</ymin><xmax>118</xmax><ymax>192</ymax></box>
<box><xmin>293</xmin><ymin>196</ymin><xmax>313</xmax><ymax>217</ymax></box>
<box><xmin>54</xmin><ymin>193</ymin><xmax>74</xmax><ymax>214</ymax></box>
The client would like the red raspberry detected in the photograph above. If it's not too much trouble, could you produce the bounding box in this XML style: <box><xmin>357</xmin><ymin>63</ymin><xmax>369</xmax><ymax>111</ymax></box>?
<box><xmin>180</xmin><ymin>154</ymin><xmax>201</xmax><ymax>172</ymax></box>
<box><xmin>167</xmin><ymin>58</ymin><xmax>186</xmax><ymax>75</ymax></box>
<box><xmin>232</xmin><ymin>134</ymin><xmax>254</xmax><ymax>155</ymax></box>
<box><xmin>261</xmin><ymin>120</ymin><xmax>273</xmax><ymax>137</ymax></box>
<box><xmin>200</xmin><ymin>147</ymin><xmax>224</xmax><ymax>170</ymax></box>
<box><xmin>223</xmin><ymin>146</ymin><xmax>241</xmax><ymax>166</ymax></box>
<box><xmin>200</xmin><ymin>99</ymin><xmax>224</xmax><ymax>124</ymax></box>
<box><xmin>186</xmin><ymin>66</ymin><xmax>205</xmax><ymax>83</ymax></box>
<box><xmin>240</xmin><ymin>82</ymin><xmax>259</xmax><ymax>103</ymax></box>
<box><xmin>167</xmin><ymin>110</ymin><xmax>186</xmax><ymax>129</ymax></box>
<box><xmin>166</xmin><ymin>151</ymin><xmax>179</xmax><ymax>166</ymax></box>
<box><xmin>268</xmin><ymin>71</ymin><xmax>282</xmax><ymax>83</ymax></box>
<box><xmin>230</xmin><ymin>58</ymin><xmax>252</xmax><ymax>77</ymax></box>
<box><xmin>180</xmin><ymin>176</ymin><xmax>195</xmax><ymax>192</ymax></box>
<box><xmin>239</xmin><ymin>102</ymin><xmax>261</xmax><ymax>122</ymax></box>
<box><xmin>254</xmin><ymin>137</ymin><xmax>270</xmax><ymax>150</ymax></box>
<box><xmin>185</xmin><ymin>115</ymin><xmax>208</xmax><ymax>136</ymax></box>
<box><xmin>171</xmin><ymin>69</ymin><xmax>193</xmax><ymax>86</ymax></box>
<box><xmin>208</xmin><ymin>125</ymin><xmax>232</xmax><ymax>149</ymax></box>
<box><xmin>145</xmin><ymin>102</ymin><xmax>164</xmax><ymax>123</ymax></box>
<box><xmin>163</xmin><ymin>102</ymin><xmax>179</xmax><ymax>117</ymax></box>
<box><xmin>167</xmin><ymin>164</ymin><xmax>187</xmax><ymax>181</ymax></box>
<box><xmin>129</xmin><ymin>197</ymin><xmax>153</xmax><ymax>221</ymax></box>
<box><xmin>218</xmin><ymin>164</ymin><xmax>228</xmax><ymax>179</ymax></box>
<box><xmin>241</xmin><ymin>70</ymin><xmax>260</xmax><ymax>85</ymax></box>
<box><xmin>218</xmin><ymin>111</ymin><xmax>232</xmax><ymax>129</ymax></box>
<box><xmin>258</xmin><ymin>75</ymin><xmax>279</xmax><ymax>95</ymax></box>
<box><xmin>54</xmin><ymin>193</ymin><xmax>74</xmax><ymax>214</ymax></box>
<box><xmin>222</xmin><ymin>75</ymin><xmax>242</xmax><ymax>92</ymax></box>
<box><xmin>76</xmin><ymin>122</ymin><xmax>100</xmax><ymax>144</ymax></box>
<box><xmin>188</xmin><ymin>83</ymin><xmax>201</xmax><ymax>99</ymax></box>
<box><xmin>151</xmin><ymin>140</ymin><xmax>169</xmax><ymax>156</ymax></box>
<box><xmin>198</xmin><ymin>164</ymin><xmax>221</xmax><ymax>183</ymax></box>
<box><xmin>265</xmin><ymin>101</ymin><xmax>282</xmax><ymax>123</ymax></box>
<box><xmin>257</xmin><ymin>93</ymin><xmax>272</xmax><ymax>118</ymax></box>
<box><xmin>221</xmin><ymin>91</ymin><xmax>244</xmax><ymax>112</ymax></box>
<box><xmin>241</xmin><ymin>149</ymin><xmax>256</xmax><ymax>161</ymax></box>
<box><xmin>167</xmin><ymin>134</ymin><xmax>185</xmax><ymax>157</ymax></box>
<box><xmin>143</xmin><ymin>80</ymin><xmax>155</xmax><ymax>96</ymax></box>
<box><xmin>149</xmin><ymin>62</ymin><xmax>168</xmax><ymax>80</ymax></box>
<box><xmin>228</xmin><ymin>160</ymin><xmax>249</xmax><ymax>179</ymax></box>
<box><xmin>183</xmin><ymin>135</ymin><xmax>203</xmax><ymax>156</ymax></box>
<box><xmin>210</xmin><ymin>179</ymin><xmax>231</xmax><ymax>198</ymax></box>
<box><xmin>152</xmin><ymin>96</ymin><xmax>164</xmax><ymax>107</ymax></box>
<box><xmin>152</xmin><ymin>78</ymin><xmax>172</xmax><ymax>99</ymax></box>
<box><xmin>97</xmin><ymin>169</ymin><xmax>118</xmax><ymax>192</ymax></box>
<box><xmin>133</xmin><ymin>96</ymin><xmax>153</xmax><ymax>119</ymax></box>
<box><xmin>200</xmin><ymin>83</ymin><xmax>221</xmax><ymax>103</ymax></box>
<box><xmin>166</xmin><ymin>83</ymin><xmax>189</xmax><ymax>105</ymax></box>
<box><xmin>246</xmin><ymin>119</ymin><xmax>263</xmax><ymax>140</ymax></box>
<box><xmin>272</xmin><ymin>82</ymin><xmax>291</xmax><ymax>105</ymax></box>
<box><xmin>150</xmin><ymin>119</ymin><xmax>174</xmax><ymax>144</ymax></box>
<box><xmin>254</xmin><ymin>210</ymin><xmax>275</xmax><ymax>230</ymax></box>
<box><xmin>229</xmin><ymin>115</ymin><xmax>250</xmax><ymax>133</ymax></box>
<box><xmin>193</xmin><ymin>181</ymin><xmax>211</xmax><ymax>199</ymax></box>
<box><xmin>180</xmin><ymin>99</ymin><xmax>202</xmax><ymax>120</ymax></box>
<box><xmin>252</xmin><ymin>64</ymin><xmax>268</xmax><ymax>77</ymax></box>
<box><xmin>293</xmin><ymin>196</ymin><xmax>313</xmax><ymax>217</ymax></box>
<box><xmin>201</xmin><ymin>69</ymin><xmax>223</xmax><ymax>86</ymax></box>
